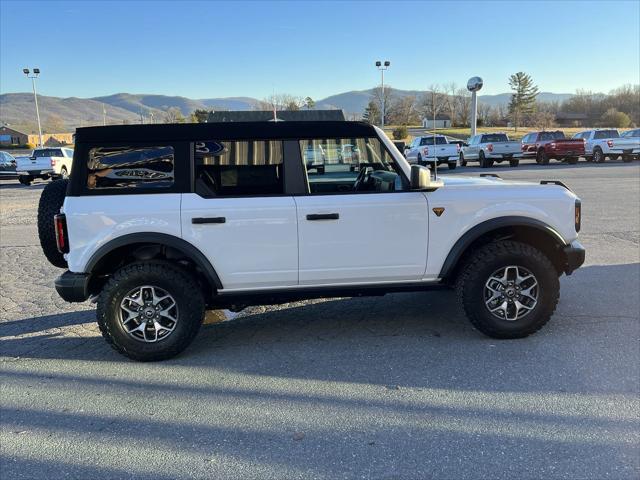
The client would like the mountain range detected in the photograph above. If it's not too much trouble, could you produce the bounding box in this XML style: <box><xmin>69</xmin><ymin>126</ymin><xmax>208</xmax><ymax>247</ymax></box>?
<box><xmin>0</xmin><ymin>89</ymin><xmax>574</xmax><ymax>134</ymax></box>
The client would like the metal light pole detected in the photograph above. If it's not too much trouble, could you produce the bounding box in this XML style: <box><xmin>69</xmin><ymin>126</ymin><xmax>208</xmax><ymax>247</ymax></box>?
<box><xmin>375</xmin><ymin>60</ymin><xmax>390</xmax><ymax>128</ymax></box>
<box><xmin>467</xmin><ymin>76</ymin><xmax>483</xmax><ymax>137</ymax></box>
<box><xmin>23</xmin><ymin>68</ymin><xmax>43</xmax><ymax>147</ymax></box>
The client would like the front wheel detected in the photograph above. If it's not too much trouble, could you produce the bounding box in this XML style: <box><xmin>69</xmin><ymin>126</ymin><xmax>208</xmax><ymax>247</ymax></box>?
<box><xmin>459</xmin><ymin>153</ymin><xmax>467</xmax><ymax>167</ymax></box>
<box><xmin>97</xmin><ymin>262</ymin><xmax>205</xmax><ymax>361</ymax></box>
<box><xmin>456</xmin><ymin>241</ymin><xmax>559</xmax><ymax>339</ymax></box>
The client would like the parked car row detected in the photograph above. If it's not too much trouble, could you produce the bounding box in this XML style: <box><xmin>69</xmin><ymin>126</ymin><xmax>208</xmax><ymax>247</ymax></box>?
<box><xmin>404</xmin><ymin>128</ymin><xmax>640</xmax><ymax>169</ymax></box>
<box><xmin>0</xmin><ymin>147</ymin><xmax>75</xmax><ymax>185</ymax></box>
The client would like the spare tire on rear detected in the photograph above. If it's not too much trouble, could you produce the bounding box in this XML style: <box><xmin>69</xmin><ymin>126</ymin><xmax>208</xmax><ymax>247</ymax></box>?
<box><xmin>38</xmin><ymin>179</ymin><xmax>69</xmax><ymax>268</ymax></box>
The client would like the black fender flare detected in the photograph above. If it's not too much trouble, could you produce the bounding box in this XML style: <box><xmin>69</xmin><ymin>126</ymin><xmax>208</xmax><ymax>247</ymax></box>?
<box><xmin>439</xmin><ymin>216</ymin><xmax>567</xmax><ymax>279</ymax></box>
<box><xmin>85</xmin><ymin>233</ymin><xmax>223</xmax><ymax>290</ymax></box>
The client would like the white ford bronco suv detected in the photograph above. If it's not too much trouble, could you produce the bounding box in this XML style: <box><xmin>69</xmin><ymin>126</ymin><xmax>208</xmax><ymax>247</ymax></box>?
<box><xmin>37</xmin><ymin>121</ymin><xmax>585</xmax><ymax>361</ymax></box>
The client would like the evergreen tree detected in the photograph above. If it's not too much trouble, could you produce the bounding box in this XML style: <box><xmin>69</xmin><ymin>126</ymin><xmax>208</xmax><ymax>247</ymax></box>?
<box><xmin>508</xmin><ymin>72</ymin><xmax>539</xmax><ymax>131</ymax></box>
<box><xmin>362</xmin><ymin>100</ymin><xmax>381</xmax><ymax>125</ymax></box>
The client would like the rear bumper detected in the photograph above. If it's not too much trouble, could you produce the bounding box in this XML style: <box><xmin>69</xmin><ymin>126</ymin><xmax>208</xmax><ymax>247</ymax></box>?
<box><xmin>563</xmin><ymin>240</ymin><xmax>585</xmax><ymax>275</ymax></box>
<box><xmin>487</xmin><ymin>153</ymin><xmax>523</xmax><ymax>159</ymax></box>
<box><xmin>16</xmin><ymin>169</ymin><xmax>54</xmax><ymax>176</ymax></box>
<box><xmin>55</xmin><ymin>271</ymin><xmax>90</xmax><ymax>302</ymax></box>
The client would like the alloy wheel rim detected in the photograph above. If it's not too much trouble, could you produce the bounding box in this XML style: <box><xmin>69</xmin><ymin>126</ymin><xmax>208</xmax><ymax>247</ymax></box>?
<box><xmin>119</xmin><ymin>285</ymin><xmax>178</xmax><ymax>342</ymax></box>
<box><xmin>484</xmin><ymin>265</ymin><xmax>538</xmax><ymax>321</ymax></box>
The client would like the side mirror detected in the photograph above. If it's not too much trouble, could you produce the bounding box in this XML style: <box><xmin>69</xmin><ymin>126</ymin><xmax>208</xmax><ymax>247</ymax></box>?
<box><xmin>410</xmin><ymin>165</ymin><xmax>443</xmax><ymax>191</ymax></box>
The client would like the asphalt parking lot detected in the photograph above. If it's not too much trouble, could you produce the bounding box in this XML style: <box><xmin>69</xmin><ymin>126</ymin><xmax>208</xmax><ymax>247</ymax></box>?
<box><xmin>1</xmin><ymin>160</ymin><xmax>639</xmax><ymax>479</ymax></box>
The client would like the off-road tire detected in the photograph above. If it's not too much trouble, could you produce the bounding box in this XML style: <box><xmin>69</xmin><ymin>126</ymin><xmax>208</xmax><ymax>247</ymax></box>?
<box><xmin>37</xmin><ymin>179</ymin><xmax>69</xmax><ymax>268</ymax></box>
<box><xmin>509</xmin><ymin>158</ymin><xmax>520</xmax><ymax>167</ymax></box>
<box><xmin>567</xmin><ymin>156</ymin><xmax>579</xmax><ymax>165</ymax></box>
<box><xmin>448</xmin><ymin>161</ymin><xmax>457</xmax><ymax>170</ymax></box>
<box><xmin>96</xmin><ymin>262</ymin><xmax>205</xmax><ymax>362</ymax></box>
<box><xmin>593</xmin><ymin>147</ymin><xmax>605</xmax><ymax>163</ymax></box>
<box><xmin>459</xmin><ymin>153</ymin><xmax>467</xmax><ymax>166</ymax></box>
<box><xmin>455</xmin><ymin>240</ymin><xmax>560</xmax><ymax>339</ymax></box>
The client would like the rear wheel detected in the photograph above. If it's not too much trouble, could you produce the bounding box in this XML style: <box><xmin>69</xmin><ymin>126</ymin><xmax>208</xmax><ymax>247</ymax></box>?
<box><xmin>37</xmin><ymin>179</ymin><xmax>69</xmax><ymax>268</ymax></box>
<box><xmin>536</xmin><ymin>149</ymin><xmax>549</xmax><ymax>165</ymax></box>
<box><xmin>622</xmin><ymin>155</ymin><xmax>633</xmax><ymax>163</ymax></box>
<box><xmin>509</xmin><ymin>158</ymin><xmax>520</xmax><ymax>167</ymax></box>
<box><xmin>456</xmin><ymin>241</ymin><xmax>559</xmax><ymax>339</ymax></box>
<box><xmin>479</xmin><ymin>150</ymin><xmax>493</xmax><ymax>168</ymax></box>
<box><xmin>18</xmin><ymin>175</ymin><xmax>32</xmax><ymax>186</ymax></box>
<box><xmin>59</xmin><ymin>167</ymin><xmax>69</xmax><ymax>179</ymax></box>
<box><xmin>97</xmin><ymin>262</ymin><xmax>205</xmax><ymax>361</ymax></box>
<box><xmin>417</xmin><ymin>153</ymin><xmax>423</xmax><ymax>165</ymax></box>
<box><xmin>448</xmin><ymin>161</ymin><xmax>457</xmax><ymax>170</ymax></box>
<box><xmin>593</xmin><ymin>147</ymin><xmax>605</xmax><ymax>163</ymax></box>
<box><xmin>567</xmin><ymin>156</ymin><xmax>579</xmax><ymax>165</ymax></box>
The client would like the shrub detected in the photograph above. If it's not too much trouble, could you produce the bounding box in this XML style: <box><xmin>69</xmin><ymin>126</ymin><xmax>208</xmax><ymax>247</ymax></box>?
<box><xmin>600</xmin><ymin>108</ymin><xmax>631</xmax><ymax>128</ymax></box>
<box><xmin>392</xmin><ymin>125</ymin><xmax>408</xmax><ymax>140</ymax></box>
<box><xmin>25</xmin><ymin>143</ymin><xmax>36</xmax><ymax>149</ymax></box>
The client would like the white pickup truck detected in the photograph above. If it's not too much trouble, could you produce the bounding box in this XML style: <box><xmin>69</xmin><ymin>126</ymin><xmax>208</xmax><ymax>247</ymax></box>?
<box><xmin>15</xmin><ymin>147</ymin><xmax>74</xmax><ymax>185</ymax></box>
<box><xmin>610</xmin><ymin>128</ymin><xmax>640</xmax><ymax>161</ymax></box>
<box><xmin>572</xmin><ymin>129</ymin><xmax>627</xmax><ymax>163</ymax></box>
<box><xmin>460</xmin><ymin>133</ymin><xmax>522</xmax><ymax>168</ymax></box>
<box><xmin>404</xmin><ymin>135</ymin><xmax>459</xmax><ymax>170</ymax></box>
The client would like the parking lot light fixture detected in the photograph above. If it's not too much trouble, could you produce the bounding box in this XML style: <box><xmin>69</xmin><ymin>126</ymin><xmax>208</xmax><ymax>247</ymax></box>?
<box><xmin>375</xmin><ymin>60</ymin><xmax>390</xmax><ymax>129</ymax></box>
<box><xmin>23</xmin><ymin>67</ymin><xmax>43</xmax><ymax>147</ymax></box>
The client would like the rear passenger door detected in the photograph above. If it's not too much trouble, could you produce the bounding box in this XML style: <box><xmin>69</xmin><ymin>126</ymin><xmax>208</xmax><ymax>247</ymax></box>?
<box><xmin>181</xmin><ymin>140</ymin><xmax>298</xmax><ymax>291</ymax></box>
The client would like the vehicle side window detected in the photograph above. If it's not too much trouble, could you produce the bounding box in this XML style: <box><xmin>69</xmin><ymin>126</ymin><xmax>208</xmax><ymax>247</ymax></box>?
<box><xmin>194</xmin><ymin>140</ymin><xmax>284</xmax><ymax>197</ymax></box>
<box><xmin>87</xmin><ymin>146</ymin><xmax>175</xmax><ymax>190</ymax></box>
<box><xmin>299</xmin><ymin>137</ymin><xmax>408</xmax><ymax>195</ymax></box>
<box><xmin>64</xmin><ymin>148</ymin><xmax>74</xmax><ymax>157</ymax></box>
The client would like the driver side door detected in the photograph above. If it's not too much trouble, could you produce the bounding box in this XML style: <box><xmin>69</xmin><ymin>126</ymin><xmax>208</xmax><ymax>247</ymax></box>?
<box><xmin>294</xmin><ymin>137</ymin><xmax>429</xmax><ymax>286</ymax></box>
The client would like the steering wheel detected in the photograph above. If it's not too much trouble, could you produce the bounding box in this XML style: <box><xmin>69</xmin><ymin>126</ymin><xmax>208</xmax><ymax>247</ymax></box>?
<box><xmin>353</xmin><ymin>166</ymin><xmax>373</xmax><ymax>191</ymax></box>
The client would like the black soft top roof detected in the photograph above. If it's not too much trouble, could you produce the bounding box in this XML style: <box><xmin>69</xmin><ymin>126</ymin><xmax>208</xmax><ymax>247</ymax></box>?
<box><xmin>74</xmin><ymin>121</ymin><xmax>377</xmax><ymax>143</ymax></box>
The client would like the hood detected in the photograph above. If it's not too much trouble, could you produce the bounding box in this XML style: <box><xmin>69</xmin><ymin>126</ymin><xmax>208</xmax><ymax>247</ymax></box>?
<box><xmin>438</xmin><ymin>175</ymin><xmax>534</xmax><ymax>187</ymax></box>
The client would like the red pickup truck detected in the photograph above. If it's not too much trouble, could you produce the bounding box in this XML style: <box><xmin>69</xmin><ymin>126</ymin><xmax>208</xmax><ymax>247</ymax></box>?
<box><xmin>521</xmin><ymin>131</ymin><xmax>585</xmax><ymax>165</ymax></box>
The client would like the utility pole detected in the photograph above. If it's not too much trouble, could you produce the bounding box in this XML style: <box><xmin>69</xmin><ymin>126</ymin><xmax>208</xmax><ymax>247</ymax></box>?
<box><xmin>375</xmin><ymin>60</ymin><xmax>390</xmax><ymax>128</ymax></box>
<box><xmin>23</xmin><ymin>68</ymin><xmax>43</xmax><ymax>147</ymax></box>
<box><xmin>102</xmin><ymin>103</ymin><xmax>107</xmax><ymax>126</ymax></box>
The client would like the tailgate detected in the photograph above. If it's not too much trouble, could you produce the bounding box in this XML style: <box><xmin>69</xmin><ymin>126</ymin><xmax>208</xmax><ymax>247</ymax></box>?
<box><xmin>16</xmin><ymin>156</ymin><xmax>51</xmax><ymax>172</ymax></box>
<box><xmin>432</xmin><ymin>145</ymin><xmax>457</xmax><ymax>158</ymax></box>
<box><xmin>553</xmin><ymin>140</ymin><xmax>584</xmax><ymax>154</ymax></box>
<box><xmin>492</xmin><ymin>142</ymin><xmax>520</xmax><ymax>155</ymax></box>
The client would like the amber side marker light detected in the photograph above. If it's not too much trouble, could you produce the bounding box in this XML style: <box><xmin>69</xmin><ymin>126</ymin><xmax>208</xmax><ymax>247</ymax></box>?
<box><xmin>575</xmin><ymin>200</ymin><xmax>581</xmax><ymax>232</ymax></box>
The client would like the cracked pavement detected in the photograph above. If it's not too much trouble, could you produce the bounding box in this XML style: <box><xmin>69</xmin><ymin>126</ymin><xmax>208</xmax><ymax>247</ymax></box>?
<box><xmin>1</xmin><ymin>161</ymin><xmax>639</xmax><ymax>479</ymax></box>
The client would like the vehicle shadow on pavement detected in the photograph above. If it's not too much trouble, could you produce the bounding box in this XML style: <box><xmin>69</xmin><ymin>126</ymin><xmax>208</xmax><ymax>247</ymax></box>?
<box><xmin>2</xmin><ymin>264</ymin><xmax>638</xmax><ymax>393</ymax></box>
<box><xmin>0</xmin><ymin>182</ymin><xmax>46</xmax><ymax>190</ymax></box>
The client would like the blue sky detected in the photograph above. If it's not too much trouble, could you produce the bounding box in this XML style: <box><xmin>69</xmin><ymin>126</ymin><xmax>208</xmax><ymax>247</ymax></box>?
<box><xmin>1</xmin><ymin>0</ymin><xmax>639</xmax><ymax>100</ymax></box>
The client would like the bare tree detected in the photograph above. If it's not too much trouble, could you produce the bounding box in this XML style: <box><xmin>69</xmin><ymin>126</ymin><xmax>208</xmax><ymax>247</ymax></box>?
<box><xmin>371</xmin><ymin>86</ymin><xmax>395</xmax><ymax>125</ymax></box>
<box><xmin>387</xmin><ymin>95</ymin><xmax>418</xmax><ymax>125</ymax></box>
<box><xmin>443</xmin><ymin>82</ymin><xmax>459</xmax><ymax>126</ymax></box>
<box><xmin>419</xmin><ymin>84</ymin><xmax>448</xmax><ymax>122</ymax></box>
<box><xmin>455</xmin><ymin>88</ymin><xmax>471</xmax><ymax>126</ymax></box>
<box><xmin>531</xmin><ymin>111</ymin><xmax>557</xmax><ymax>129</ymax></box>
<box><xmin>477</xmin><ymin>102</ymin><xmax>492</xmax><ymax>126</ymax></box>
<box><xmin>163</xmin><ymin>107</ymin><xmax>185</xmax><ymax>123</ymax></box>
<box><xmin>255</xmin><ymin>93</ymin><xmax>304</xmax><ymax>112</ymax></box>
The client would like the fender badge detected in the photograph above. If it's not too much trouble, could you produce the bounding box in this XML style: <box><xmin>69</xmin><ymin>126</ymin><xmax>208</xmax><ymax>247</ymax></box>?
<box><xmin>432</xmin><ymin>207</ymin><xmax>445</xmax><ymax>217</ymax></box>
